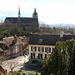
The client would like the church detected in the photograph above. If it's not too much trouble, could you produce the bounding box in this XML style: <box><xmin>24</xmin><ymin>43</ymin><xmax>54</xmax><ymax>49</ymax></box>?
<box><xmin>4</xmin><ymin>8</ymin><xmax>39</xmax><ymax>31</ymax></box>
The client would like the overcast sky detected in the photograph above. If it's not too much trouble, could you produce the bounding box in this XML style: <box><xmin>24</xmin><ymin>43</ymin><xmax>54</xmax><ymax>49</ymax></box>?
<box><xmin>0</xmin><ymin>0</ymin><xmax>75</xmax><ymax>24</ymax></box>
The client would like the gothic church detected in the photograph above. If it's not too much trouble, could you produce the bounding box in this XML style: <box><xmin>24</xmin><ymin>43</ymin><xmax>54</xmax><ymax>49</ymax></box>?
<box><xmin>4</xmin><ymin>8</ymin><xmax>39</xmax><ymax>31</ymax></box>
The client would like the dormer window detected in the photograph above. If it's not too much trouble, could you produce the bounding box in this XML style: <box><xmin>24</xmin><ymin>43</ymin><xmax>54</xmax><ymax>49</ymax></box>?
<box><xmin>39</xmin><ymin>39</ymin><xmax>43</xmax><ymax>42</ymax></box>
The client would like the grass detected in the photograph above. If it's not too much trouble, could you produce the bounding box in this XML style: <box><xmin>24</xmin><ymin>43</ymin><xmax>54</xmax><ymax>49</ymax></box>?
<box><xmin>12</xmin><ymin>70</ymin><xmax>41</xmax><ymax>75</ymax></box>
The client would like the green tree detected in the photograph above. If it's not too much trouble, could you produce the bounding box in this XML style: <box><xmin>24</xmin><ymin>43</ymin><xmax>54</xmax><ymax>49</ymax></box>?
<box><xmin>41</xmin><ymin>39</ymin><xmax>75</xmax><ymax>75</ymax></box>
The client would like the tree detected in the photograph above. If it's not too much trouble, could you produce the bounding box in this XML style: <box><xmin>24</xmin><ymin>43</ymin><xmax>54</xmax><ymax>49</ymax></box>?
<box><xmin>41</xmin><ymin>39</ymin><xmax>75</xmax><ymax>75</ymax></box>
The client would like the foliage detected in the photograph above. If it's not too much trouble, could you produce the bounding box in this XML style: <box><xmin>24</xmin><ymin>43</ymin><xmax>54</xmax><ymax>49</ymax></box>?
<box><xmin>40</xmin><ymin>24</ymin><xmax>74</xmax><ymax>35</ymax></box>
<box><xmin>0</xmin><ymin>22</ymin><xmax>74</xmax><ymax>40</ymax></box>
<box><xmin>11</xmin><ymin>70</ymin><xmax>41</xmax><ymax>75</ymax></box>
<box><xmin>0</xmin><ymin>23</ymin><xmax>31</xmax><ymax>40</ymax></box>
<box><xmin>32</xmin><ymin>28</ymin><xmax>41</xmax><ymax>33</ymax></box>
<box><xmin>41</xmin><ymin>39</ymin><xmax>75</xmax><ymax>75</ymax></box>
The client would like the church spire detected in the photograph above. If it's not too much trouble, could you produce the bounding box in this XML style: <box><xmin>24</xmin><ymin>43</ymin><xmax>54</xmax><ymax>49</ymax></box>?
<box><xmin>18</xmin><ymin>6</ymin><xmax>20</xmax><ymax>21</ymax></box>
<box><xmin>18</xmin><ymin>6</ymin><xmax>20</xmax><ymax>17</ymax></box>
<box><xmin>33</xmin><ymin>8</ymin><xmax>38</xmax><ymax>18</ymax></box>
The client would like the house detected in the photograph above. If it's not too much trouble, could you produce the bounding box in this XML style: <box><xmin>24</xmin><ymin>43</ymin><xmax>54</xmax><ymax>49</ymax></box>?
<box><xmin>4</xmin><ymin>8</ymin><xmax>39</xmax><ymax>31</ymax></box>
<box><xmin>28</xmin><ymin>33</ymin><xmax>75</xmax><ymax>67</ymax></box>
<box><xmin>19</xmin><ymin>36</ymin><xmax>29</xmax><ymax>55</ymax></box>
<box><xmin>0</xmin><ymin>35</ymin><xmax>23</xmax><ymax>59</ymax></box>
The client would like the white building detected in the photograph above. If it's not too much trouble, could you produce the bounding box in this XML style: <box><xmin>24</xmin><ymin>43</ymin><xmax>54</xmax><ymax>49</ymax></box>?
<box><xmin>28</xmin><ymin>33</ymin><xmax>75</xmax><ymax>67</ymax></box>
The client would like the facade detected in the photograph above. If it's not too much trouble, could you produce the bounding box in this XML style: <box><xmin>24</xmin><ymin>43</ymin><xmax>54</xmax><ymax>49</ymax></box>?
<box><xmin>29</xmin><ymin>34</ymin><xmax>75</xmax><ymax>67</ymax></box>
<box><xmin>0</xmin><ymin>36</ymin><xmax>23</xmax><ymax>59</ymax></box>
<box><xmin>29</xmin><ymin>45</ymin><xmax>54</xmax><ymax>59</ymax></box>
<box><xmin>4</xmin><ymin>8</ymin><xmax>39</xmax><ymax>31</ymax></box>
<box><xmin>19</xmin><ymin>36</ymin><xmax>29</xmax><ymax>55</ymax></box>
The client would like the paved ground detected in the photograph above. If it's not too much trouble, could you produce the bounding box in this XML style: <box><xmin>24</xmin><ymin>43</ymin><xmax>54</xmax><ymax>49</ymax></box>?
<box><xmin>2</xmin><ymin>55</ymin><xmax>29</xmax><ymax>72</ymax></box>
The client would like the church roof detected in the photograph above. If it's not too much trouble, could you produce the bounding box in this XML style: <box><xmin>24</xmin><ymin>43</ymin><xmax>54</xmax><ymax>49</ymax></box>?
<box><xmin>5</xmin><ymin>17</ymin><xmax>38</xmax><ymax>23</ymax></box>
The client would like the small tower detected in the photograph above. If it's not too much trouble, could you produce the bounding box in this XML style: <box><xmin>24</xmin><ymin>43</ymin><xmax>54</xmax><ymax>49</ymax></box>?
<box><xmin>33</xmin><ymin>8</ymin><xmax>38</xmax><ymax>18</ymax></box>
<box><xmin>18</xmin><ymin>6</ymin><xmax>20</xmax><ymax>22</ymax></box>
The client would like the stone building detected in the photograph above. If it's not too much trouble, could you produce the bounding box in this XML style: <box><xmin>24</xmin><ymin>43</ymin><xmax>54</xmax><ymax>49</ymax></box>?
<box><xmin>4</xmin><ymin>8</ymin><xmax>39</xmax><ymax>31</ymax></box>
<box><xmin>0</xmin><ymin>36</ymin><xmax>23</xmax><ymax>59</ymax></box>
<box><xmin>28</xmin><ymin>33</ymin><xmax>75</xmax><ymax>67</ymax></box>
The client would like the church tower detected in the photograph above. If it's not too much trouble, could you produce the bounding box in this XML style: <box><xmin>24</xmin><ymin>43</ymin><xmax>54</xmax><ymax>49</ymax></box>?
<box><xmin>33</xmin><ymin>8</ymin><xmax>38</xmax><ymax>18</ymax></box>
<box><xmin>18</xmin><ymin>7</ymin><xmax>20</xmax><ymax>22</ymax></box>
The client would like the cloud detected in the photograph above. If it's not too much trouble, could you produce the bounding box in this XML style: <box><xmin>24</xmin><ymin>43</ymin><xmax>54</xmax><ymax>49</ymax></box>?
<box><xmin>0</xmin><ymin>0</ymin><xmax>75</xmax><ymax>24</ymax></box>
<box><xmin>37</xmin><ymin>3</ymin><xmax>75</xmax><ymax>24</ymax></box>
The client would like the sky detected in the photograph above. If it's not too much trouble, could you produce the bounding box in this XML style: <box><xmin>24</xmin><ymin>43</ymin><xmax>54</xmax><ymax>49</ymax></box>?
<box><xmin>0</xmin><ymin>0</ymin><xmax>75</xmax><ymax>24</ymax></box>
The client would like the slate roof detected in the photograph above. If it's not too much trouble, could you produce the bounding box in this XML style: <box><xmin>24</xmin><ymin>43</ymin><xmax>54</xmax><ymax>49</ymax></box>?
<box><xmin>5</xmin><ymin>17</ymin><xmax>38</xmax><ymax>23</ymax></box>
<box><xmin>29</xmin><ymin>34</ymin><xmax>75</xmax><ymax>45</ymax></box>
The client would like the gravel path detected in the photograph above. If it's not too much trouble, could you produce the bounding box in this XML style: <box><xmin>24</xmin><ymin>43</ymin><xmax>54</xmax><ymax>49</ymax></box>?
<box><xmin>2</xmin><ymin>55</ymin><xmax>29</xmax><ymax>72</ymax></box>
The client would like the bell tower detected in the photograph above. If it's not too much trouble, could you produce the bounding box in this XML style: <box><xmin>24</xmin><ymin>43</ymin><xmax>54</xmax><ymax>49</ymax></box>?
<box><xmin>33</xmin><ymin>8</ymin><xmax>38</xmax><ymax>18</ymax></box>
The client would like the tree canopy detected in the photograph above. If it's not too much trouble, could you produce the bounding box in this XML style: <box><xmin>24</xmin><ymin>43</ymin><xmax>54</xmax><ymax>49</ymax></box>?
<box><xmin>41</xmin><ymin>39</ymin><xmax>75</xmax><ymax>75</ymax></box>
<box><xmin>0</xmin><ymin>23</ymin><xmax>31</xmax><ymax>40</ymax></box>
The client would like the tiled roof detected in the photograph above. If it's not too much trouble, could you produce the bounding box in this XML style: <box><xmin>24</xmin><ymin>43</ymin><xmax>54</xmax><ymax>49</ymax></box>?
<box><xmin>3</xmin><ymin>36</ymin><xmax>22</xmax><ymax>47</ymax></box>
<box><xmin>29</xmin><ymin>34</ymin><xmax>75</xmax><ymax>45</ymax></box>
<box><xmin>3</xmin><ymin>37</ymin><xmax>14</xmax><ymax>46</ymax></box>
<box><xmin>5</xmin><ymin>17</ymin><xmax>38</xmax><ymax>23</ymax></box>
<box><xmin>0</xmin><ymin>48</ymin><xmax>3</xmax><ymax>52</ymax></box>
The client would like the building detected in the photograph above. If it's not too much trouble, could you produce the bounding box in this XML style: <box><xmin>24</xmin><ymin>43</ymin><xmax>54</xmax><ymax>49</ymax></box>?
<box><xmin>4</xmin><ymin>8</ymin><xmax>39</xmax><ymax>31</ymax></box>
<box><xmin>0</xmin><ymin>36</ymin><xmax>23</xmax><ymax>59</ymax></box>
<box><xmin>19</xmin><ymin>36</ymin><xmax>29</xmax><ymax>55</ymax></box>
<box><xmin>28</xmin><ymin>34</ymin><xmax>75</xmax><ymax>67</ymax></box>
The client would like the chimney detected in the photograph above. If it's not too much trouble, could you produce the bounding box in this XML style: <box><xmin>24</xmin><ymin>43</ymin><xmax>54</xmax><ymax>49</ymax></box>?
<box><xmin>14</xmin><ymin>35</ymin><xmax>17</xmax><ymax>43</ymax></box>
<box><xmin>60</xmin><ymin>31</ymin><xmax>64</xmax><ymax>42</ymax></box>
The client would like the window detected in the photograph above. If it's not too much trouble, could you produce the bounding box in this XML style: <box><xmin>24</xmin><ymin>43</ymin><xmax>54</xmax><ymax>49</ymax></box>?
<box><xmin>38</xmin><ymin>47</ymin><xmax>41</xmax><ymax>52</ymax></box>
<box><xmin>45</xmin><ymin>54</ymin><xmax>48</xmax><ymax>58</ymax></box>
<box><xmin>45</xmin><ymin>47</ymin><xmax>48</xmax><ymax>52</ymax></box>
<box><xmin>39</xmin><ymin>39</ymin><xmax>43</xmax><ymax>42</ymax></box>
<box><xmin>31</xmin><ymin>53</ymin><xmax>35</xmax><ymax>58</ymax></box>
<box><xmin>38</xmin><ymin>47</ymin><xmax>44</xmax><ymax>52</ymax></box>
<box><xmin>42</xmin><ymin>47</ymin><xmax>44</xmax><ymax>52</ymax></box>
<box><xmin>31</xmin><ymin>47</ymin><xmax>36</xmax><ymax>51</ymax></box>
<box><xmin>19</xmin><ymin>45</ymin><xmax>21</xmax><ymax>51</ymax></box>
<box><xmin>31</xmin><ymin>47</ymin><xmax>34</xmax><ymax>51</ymax></box>
<box><xmin>52</xmin><ymin>48</ymin><xmax>54</xmax><ymax>50</ymax></box>
<box><xmin>45</xmin><ymin>54</ymin><xmax>47</xmax><ymax>58</ymax></box>
<box><xmin>35</xmin><ymin>47</ymin><xmax>36</xmax><ymax>51</ymax></box>
<box><xmin>38</xmin><ymin>54</ymin><xmax>43</xmax><ymax>59</ymax></box>
<box><xmin>49</xmin><ymin>48</ymin><xmax>51</xmax><ymax>53</ymax></box>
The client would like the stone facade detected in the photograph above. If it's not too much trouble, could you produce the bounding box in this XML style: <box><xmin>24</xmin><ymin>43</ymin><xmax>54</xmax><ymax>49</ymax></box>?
<box><xmin>29</xmin><ymin>45</ymin><xmax>54</xmax><ymax>59</ymax></box>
